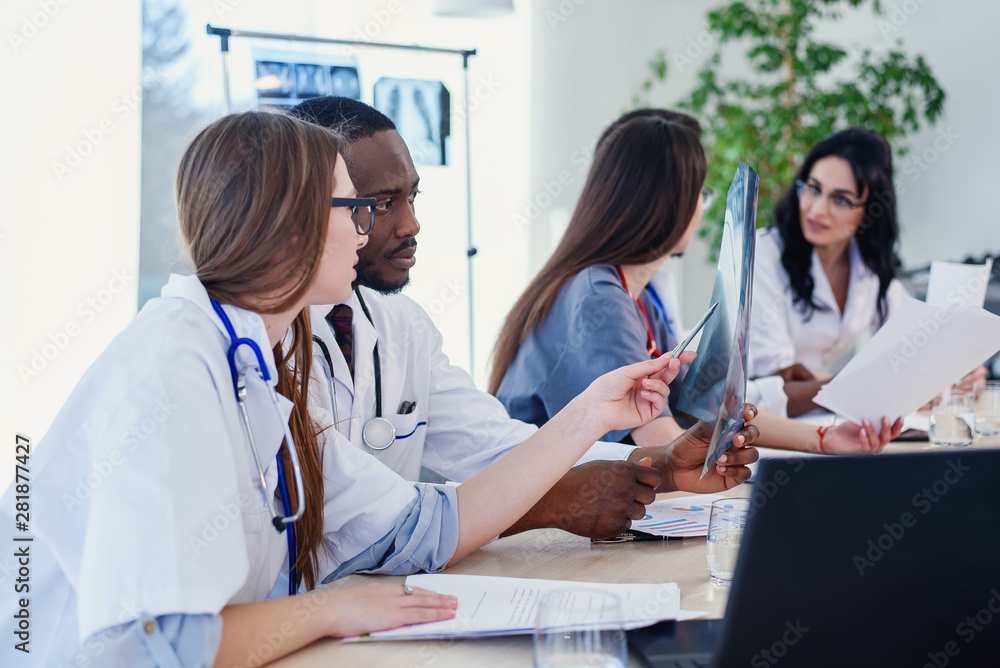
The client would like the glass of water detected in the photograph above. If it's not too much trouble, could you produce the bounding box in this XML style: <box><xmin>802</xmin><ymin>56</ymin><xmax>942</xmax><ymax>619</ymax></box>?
<box><xmin>974</xmin><ymin>381</ymin><xmax>1000</xmax><ymax>441</ymax></box>
<box><xmin>929</xmin><ymin>390</ymin><xmax>975</xmax><ymax>447</ymax></box>
<box><xmin>533</xmin><ymin>588</ymin><xmax>627</xmax><ymax>668</ymax></box>
<box><xmin>706</xmin><ymin>497</ymin><xmax>749</xmax><ymax>587</ymax></box>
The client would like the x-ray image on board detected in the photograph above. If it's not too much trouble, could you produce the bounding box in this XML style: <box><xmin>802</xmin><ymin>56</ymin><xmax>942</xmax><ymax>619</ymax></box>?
<box><xmin>295</xmin><ymin>63</ymin><xmax>326</xmax><ymax>98</ymax></box>
<box><xmin>330</xmin><ymin>66</ymin><xmax>361</xmax><ymax>99</ymax></box>
<box><xmin>676</xmin><ymin>162</ymin><xmax>758</xmax><ymax>478</ymax></box>
<box><xmin>255</xmin><ymin>61</ymin><xmax>295</xmax><ymax>98</ymax></box>
<box><xmin>374</xmin><ymin>78</ymin><xmax>450</xmax><ymax>166</ymax></box>
<box><xmin>252</xmin><ymin>49</ymin><xmax>360</xmax><ymax>109</ymax></box>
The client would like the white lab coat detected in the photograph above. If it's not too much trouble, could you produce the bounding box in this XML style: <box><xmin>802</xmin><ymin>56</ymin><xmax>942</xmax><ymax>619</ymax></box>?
<box><xmin>0</xmin><ymin>275</ymin><xmax>444</xmax><ymax>667</ymax></box>
<box><xmin>748</xmin><ymin>228</ymin><xmax>909</xmax><ymax>378</ymax></box>
<box><xmin>309</xmin><ymin>288</ymin><xmax>634</xmax><ymax>483</ymax></box>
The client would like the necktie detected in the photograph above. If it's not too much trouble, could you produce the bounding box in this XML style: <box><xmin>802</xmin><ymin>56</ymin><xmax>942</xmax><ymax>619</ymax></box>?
<box><xmin>326</xmin><ymin>304</ymin><xmax>354</xmax><ymax>379</ymax></box>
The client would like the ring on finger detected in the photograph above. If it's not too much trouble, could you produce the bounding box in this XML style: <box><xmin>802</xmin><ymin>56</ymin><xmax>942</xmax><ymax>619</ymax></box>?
<box><xmin>402</xmin><ymin>583</ymin><xmax>413</xmax><ymax>596</ymax></box>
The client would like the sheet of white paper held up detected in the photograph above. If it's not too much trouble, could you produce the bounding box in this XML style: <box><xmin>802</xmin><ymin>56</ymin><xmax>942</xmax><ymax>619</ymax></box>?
<box><xmin>925</xmin><ymin>259</ymin><xmax>993</xmax><ymax>310</ymax></box>
<box><xmin>814</xmin><ymin>296</ymin><xmax>1000</xmax><ymax>429</ymax></box>
<box><xmin>345</xmin><ymin>573</ymin><xmax>702</xmax><ymax>641</ymax></box>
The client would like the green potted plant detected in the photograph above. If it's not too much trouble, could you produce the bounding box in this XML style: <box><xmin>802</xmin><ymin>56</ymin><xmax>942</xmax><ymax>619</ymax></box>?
<box><xmin>633</xmin><ymin>0</ymin><xmax>945</xmax><ymax>256</ymax></box>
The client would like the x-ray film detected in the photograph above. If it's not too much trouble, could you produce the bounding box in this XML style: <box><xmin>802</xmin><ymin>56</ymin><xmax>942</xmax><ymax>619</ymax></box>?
<box><xmin>676</xmin><ymin>162</ymin><xmax>758</xmax><ymax>478</ymax></box>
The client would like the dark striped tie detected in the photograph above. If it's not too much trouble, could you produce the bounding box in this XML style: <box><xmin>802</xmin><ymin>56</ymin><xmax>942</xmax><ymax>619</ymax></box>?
<box><xmin>326</xmin><ymin>304</ymin><xmax>354</xmax><ymax>379</ymax></box>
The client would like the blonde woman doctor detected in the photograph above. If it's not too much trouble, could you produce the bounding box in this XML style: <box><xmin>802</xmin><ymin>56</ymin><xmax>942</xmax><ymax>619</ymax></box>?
<box><xmin>1</xmin><ymin>112</ymin><xmax>695</xmax><ymax>667</ymax></box>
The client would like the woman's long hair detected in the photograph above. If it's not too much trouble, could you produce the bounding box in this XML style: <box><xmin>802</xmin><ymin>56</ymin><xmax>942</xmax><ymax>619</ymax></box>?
<box><xmin>771</xmin><ymin>127</ymin><xmax>900</xmax><ymax>323</ymax></box>
<box><xmin>488</xmin><ymin>112</ymin><xmax>706</xmax><ymax>394</ymax></box>
<box><xmin>176</xmin><ymin>111</ymin><xmax>339</xmax><ymax>590</ymax></box>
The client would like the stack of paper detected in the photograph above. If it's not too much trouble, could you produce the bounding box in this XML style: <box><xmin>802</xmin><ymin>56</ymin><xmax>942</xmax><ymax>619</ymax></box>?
<box><xmin>345</xmin><ymin>573</ymin><xmax>703</xmax><ymax>641</ymax></box>
<box><xmin>925</xmin><ymin>259</ymin><xmax>992</xmax><ymax>310</ymax></box>
<box><xmin>815</xmin><ymin>296</ymin><xmax>1000</xmax><ymax>428</ymax></box>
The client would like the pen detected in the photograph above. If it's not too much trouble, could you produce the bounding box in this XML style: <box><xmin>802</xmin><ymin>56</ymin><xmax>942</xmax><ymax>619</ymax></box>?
<box><xmin>670</xmin><ymin>301</ymin><xmax>719</xmax><ymax>357</ymax></box>
<box><xmin>591</xmin><ymin>530</ymin><xmax>670</xmax><ymax>543</ymax></box>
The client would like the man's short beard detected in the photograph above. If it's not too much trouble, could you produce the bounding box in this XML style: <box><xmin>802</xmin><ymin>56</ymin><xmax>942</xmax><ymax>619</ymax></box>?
<box><xmin>355</xmin><ymin>262</ymin><xmax>410</xmax><ymax>295</ymax></box>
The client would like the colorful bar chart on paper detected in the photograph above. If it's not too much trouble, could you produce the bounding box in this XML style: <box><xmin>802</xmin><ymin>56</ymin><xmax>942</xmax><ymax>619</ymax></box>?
<box><xmin>631</xmin><ymin>493</ymin><xmax>728</xmax><ymax>538</ymax></box>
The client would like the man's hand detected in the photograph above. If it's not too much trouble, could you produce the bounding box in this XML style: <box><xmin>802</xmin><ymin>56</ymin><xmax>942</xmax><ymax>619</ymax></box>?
<box><xmin>631</xmin><ymin>404</ymin><xmax>761</xmax><ymax>493</ymax></box>
<box><xmin>501</xmin><ymin>458</ymin><xmax>663</xmax><ymax>539</ymax></box>
<box><xmin>954</xmin><ymin>366</ymin><xmax>988</xmax><ymax>396</ymax></box>
<box><xmin>774</xmin><ymin>363</ymin><xmax>816</xmax><ymax>381</ymax></box>
<box><xmin>783</xmin><ymin>380</ymin><xmax>826</xmax><ymax>417</ymax></box>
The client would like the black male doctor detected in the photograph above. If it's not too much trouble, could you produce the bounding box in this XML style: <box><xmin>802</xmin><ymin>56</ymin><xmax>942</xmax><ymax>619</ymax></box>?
<box><xmin>290</xmin><ymin>97</ymin><xmax>760</xmax><ymax>539</ymax></box>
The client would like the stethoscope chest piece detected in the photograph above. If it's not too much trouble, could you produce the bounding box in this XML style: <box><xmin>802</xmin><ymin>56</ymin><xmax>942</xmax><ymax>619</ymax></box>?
<box><xmin>363</xmin><ymin>417</ymin><xmax>396</xmax><ymax>451</ymax></box>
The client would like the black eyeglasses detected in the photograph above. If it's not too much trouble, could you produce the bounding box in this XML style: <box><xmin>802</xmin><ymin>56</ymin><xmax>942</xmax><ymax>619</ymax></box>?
<box><xmin>795</xmin><ymin>180</ymin><xmax>865</xmax><ymax>216</ymax></box>
<box><xmin>331</xmin><ymin>197</ymin><xmax>377</xmax><ymax>235</ymax></box>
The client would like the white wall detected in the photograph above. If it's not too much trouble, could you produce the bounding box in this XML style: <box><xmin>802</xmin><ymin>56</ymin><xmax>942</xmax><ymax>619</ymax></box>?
<box><xmin>1</xmin><ymin>1</ymin><xmax>142</xmax><ymax>488</ymax></box>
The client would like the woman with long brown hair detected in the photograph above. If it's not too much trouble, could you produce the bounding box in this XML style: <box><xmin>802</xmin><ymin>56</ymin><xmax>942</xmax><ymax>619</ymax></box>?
<box><xmin>491</xmin><ymin>110</ymin><xmax>903</xmax><ymax>454</ymax></box>
<box><xmin>2</xmin><ymin>111</ymin><xmax>695</xmax><ymax>667</ymax></box>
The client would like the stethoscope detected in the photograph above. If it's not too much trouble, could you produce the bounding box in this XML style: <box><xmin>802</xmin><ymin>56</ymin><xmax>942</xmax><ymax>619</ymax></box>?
<box><xmin>312</xmin><ymin>289</ymin><xmax>397</xmax><ymax>450</ymax></box>
<box><xmin>211</xmin><ymin>298</ymin><xmax>304</xmax><ymax>597</ymax></box>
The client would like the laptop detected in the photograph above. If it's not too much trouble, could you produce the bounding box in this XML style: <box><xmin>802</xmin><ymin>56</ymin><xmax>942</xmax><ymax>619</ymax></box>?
<box><xmin>630</xmin><ymin>449</ymin><xmax>1000</xmax><ymax>667</ymax></box>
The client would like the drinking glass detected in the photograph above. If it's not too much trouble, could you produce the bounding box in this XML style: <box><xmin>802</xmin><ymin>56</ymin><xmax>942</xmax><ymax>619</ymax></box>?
<box><xmin>533</xmin><ymin>588</ymin><xmax>627</xmax><ymax>668</ymax></box>
<box><xmin>929</xmin><ymin>390</ymin><xmax>975</xmax><ymax>447</ymax></box>
<box><xmin>973</xmin><ymin>381</ymin><xmax>1000</xmax><ymax>440</ymax></box>
<box><xmin>706</xmin><ymin>498</ymin><xmax>749</xmax><ymax>587</ymax></box>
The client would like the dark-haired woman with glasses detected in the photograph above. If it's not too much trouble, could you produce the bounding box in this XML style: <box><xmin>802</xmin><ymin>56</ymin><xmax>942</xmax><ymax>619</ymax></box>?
<box><xmin>491</xmin><ymin>112</ymin><xmax>903</xmax><ymax>464</ymax></box>
<box><xmin>749</xmin><ymin>127</ymin><xmax>985</xmax><ymax>411</ymax></box>
<box><xmin>748</xmin><ymin>128</ymin><xmax>908</xmax><ymax>395</ymax></box>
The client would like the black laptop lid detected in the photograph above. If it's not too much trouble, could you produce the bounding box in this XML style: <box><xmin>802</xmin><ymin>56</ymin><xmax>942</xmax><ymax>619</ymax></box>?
<box><xmin>712</xmin><ymin>449</ymin><xmax>1000</xmax><ymax>667</ymax></box>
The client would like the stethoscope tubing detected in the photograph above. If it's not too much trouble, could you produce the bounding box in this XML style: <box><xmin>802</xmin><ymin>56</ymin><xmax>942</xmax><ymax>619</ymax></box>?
<box><xmin>211</xmin><ymin>298</ymin><xmax>303</xmax><ymax>596</ymax></box>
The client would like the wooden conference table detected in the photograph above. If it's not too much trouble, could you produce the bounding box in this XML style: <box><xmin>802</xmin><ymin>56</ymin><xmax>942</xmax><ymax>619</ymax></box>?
<box><xmin>273</xmin><ymin>439</ymin><xmax>998</xmax><ymax>667</ymax></box>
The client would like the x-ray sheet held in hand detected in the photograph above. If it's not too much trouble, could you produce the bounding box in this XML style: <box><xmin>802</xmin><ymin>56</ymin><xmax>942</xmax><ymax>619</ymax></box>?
<box><xmin>676</xmin><ymin>162</ymin><xmax>758</xmax><ymax>479</ymax></box>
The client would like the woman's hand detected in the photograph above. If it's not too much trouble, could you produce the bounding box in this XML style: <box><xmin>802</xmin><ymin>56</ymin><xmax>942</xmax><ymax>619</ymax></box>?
<box><xmin>658</xmin><ymin>404</ymin><xmax>761</xmax><ymax>493</ymax></box>
<box><xmin>582</xmin><ymin>352</ymin><xmax>696</xmax><ymax>435</ymax></box>
<box><xmin>323</xmin><ymin>582</ymin><xmax>457</xmax><ymax>638</ymax></box>
<box><xmin>822</xmin><ymin>417</ymin><xmax>903</xmax><ymax>454</ymax></box>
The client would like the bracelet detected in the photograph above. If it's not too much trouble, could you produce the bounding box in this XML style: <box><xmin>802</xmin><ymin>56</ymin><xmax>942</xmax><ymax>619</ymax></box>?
<box><xmin>817</xmin><ymin>425</ymin><xmax>831</xmax><ymax>453</ymax></box>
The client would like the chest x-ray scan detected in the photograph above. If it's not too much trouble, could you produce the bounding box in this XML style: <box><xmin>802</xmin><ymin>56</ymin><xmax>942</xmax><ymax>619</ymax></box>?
<box><xmin>677</xmin><ymin>162</ymin><xmax>758</xmax><ymax>478</ymax></box>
